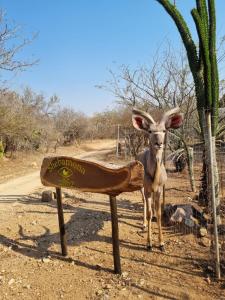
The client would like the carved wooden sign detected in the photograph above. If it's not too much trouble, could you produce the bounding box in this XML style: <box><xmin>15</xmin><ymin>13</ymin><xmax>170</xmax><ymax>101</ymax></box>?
<box><xmin>40</xmin><ymin>155</ymin><xmax>144</xmax><ymax>274</ymax></box>
<box><xmin>40</xmin><ymin>156</ymin><xmax>144</xmax><ymax>195</ymax></box>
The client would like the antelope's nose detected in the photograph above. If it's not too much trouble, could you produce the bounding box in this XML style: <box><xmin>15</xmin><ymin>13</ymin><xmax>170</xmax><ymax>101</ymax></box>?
<box><xmin>155</xmin><ymin>142</ymin><xmax>163</xmax><ymax>146</ymax></box>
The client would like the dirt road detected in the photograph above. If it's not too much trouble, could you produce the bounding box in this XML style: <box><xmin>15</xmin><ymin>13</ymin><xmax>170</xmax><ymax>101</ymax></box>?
<box><xmin>0</xmin><ymin>140</ymin><xmax>224</xmax><ymax>300</ymax></box>
<box><xmin>0</xmin><ymin>142</ymin><xmax>115</xmax><ymax>196</ymax></box>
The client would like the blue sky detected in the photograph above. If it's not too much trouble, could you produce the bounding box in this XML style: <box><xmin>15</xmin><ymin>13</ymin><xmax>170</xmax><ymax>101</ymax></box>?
<box><xmin>1</xmin><ymin>0</ymin><xmax>225</xmax><ymax>115</ymax></box>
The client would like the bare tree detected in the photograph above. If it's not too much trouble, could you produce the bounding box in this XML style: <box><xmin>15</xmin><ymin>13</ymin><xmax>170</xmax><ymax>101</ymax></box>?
<box><xmin>99</xmin><ymin>46</ymin><xmax>199</xmax><ymax>190</ymax></box>
<box><xmin>99</xmin><ymin>46</ymin><xmax>194</xmax><ymax>110</ymax></box>
<box><xmin>0</xmin><ymin>9</ymin><xmax>38</xmax><ymax>77</ymax></box>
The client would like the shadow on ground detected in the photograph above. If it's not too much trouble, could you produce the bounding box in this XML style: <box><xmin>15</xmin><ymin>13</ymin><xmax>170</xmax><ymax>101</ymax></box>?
<box><xmin>0</xmin><ymin>192</ymin><xmax>214</xmax><ymax>283</ymax></box>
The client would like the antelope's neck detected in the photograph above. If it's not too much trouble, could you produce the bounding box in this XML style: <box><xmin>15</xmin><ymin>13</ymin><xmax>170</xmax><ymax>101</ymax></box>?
<box><xmin>156</xmin><ymin>149</ymin><xmax>163</xmax><ymax>164</ymax></box>
<box><xmin>145</xmin><ymin>146</ymin><xmax>164</xmax><ymax>178</ymax></box>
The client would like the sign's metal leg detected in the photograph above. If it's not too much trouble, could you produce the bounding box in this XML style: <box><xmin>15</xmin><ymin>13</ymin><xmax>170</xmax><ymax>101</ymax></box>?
<box><xmin>109</xmin><ymin>195</ymin><xmax>121</xmax><ymax>274</ymax></box>
<box><xmin>56</xmin><ymin>187</ymin><xmax>68</xmax><ymax>256</ymax></box>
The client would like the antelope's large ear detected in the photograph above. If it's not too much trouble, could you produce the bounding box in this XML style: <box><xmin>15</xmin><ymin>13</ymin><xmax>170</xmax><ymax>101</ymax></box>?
<box><xmin>132</xmin><ymin>108</ymin><xmax>155</xmax><ymax>132</ymax></box>
<box><xmin>161</xmin><ymin>107</ymin><xmax>183</xmax><ymax>129</ymax></box>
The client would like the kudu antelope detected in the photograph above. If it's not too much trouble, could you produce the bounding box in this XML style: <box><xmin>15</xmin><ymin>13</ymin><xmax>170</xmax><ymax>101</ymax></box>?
<box><xmin>132</xmin><ymin>107</ymin><xmax>183</xmax><ymax>251</ymax></box>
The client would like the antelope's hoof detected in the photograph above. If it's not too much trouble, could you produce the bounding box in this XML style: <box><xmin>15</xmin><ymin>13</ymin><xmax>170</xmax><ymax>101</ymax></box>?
<box><xmin>147</xmin><ymin>245</ymin><xmax>152</xmax><ymax>252</ymax></box>
<box><xmin>159</xmin><ymin>245</ymin><xmax>165</xmax><ymax>252</ymax></box>
<box><xmin>151</xmin><ymin>216</ymin><xmax>157</xmax><ymax>222</ymax></box>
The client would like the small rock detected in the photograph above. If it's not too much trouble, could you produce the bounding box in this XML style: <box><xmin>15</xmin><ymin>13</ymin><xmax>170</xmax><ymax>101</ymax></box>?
<box><xmin>41</xmin><ymin>190</ymin><xmax>53</xmax><ymax>202</ymax></box>
<box><xmin>96</xmin><ymin>289</ymin><xmax>103</xmax><ymax>296</ymax></box>
<box><xmin>42</xmin><ymin>257</ymin><xmax>51</xmax><ymax>263</ymax></box>
<box><xmin>24</xmin><ymin>284</ymin><xmax>31</xmax><ymax>289</ymax></box>
<box><xmin>170</xmin><ymin>208</ymin><xmax>186</xmax><ymax>223</ymax></box>
<box><xmin>199</xmin><ymin>237</ymin><xmax>210</xmax><ymax>247</ymax></box>
<box><xmin>8</xmin><ymin>278</ymin><xmax>15</xmax><ymax>286</ymax></box>
<box><xmin>31</xmin><ymin>162</ymin><xmax>38</xmax><ymax>168</ymax></box>
<box><xmin>121</xmin><ymin>272</ymin><xmax>128</xmax><ymax>278</ymax></box>
<box><xmin>140</xmin><ymin>279</ymin><xmax>145</xmax><ymax>286</ymax></box>
<box><xmin>199</xmin><ymin>227</ymin><xmax>208</xmax><ymax>237</ymax></box>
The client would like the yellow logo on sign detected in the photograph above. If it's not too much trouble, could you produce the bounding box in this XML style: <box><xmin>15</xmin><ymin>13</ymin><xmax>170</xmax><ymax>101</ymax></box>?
<box><xmin>58</xmin><ymin>167</ymin><xmax>73</xmax><ymax>178</ymax></box>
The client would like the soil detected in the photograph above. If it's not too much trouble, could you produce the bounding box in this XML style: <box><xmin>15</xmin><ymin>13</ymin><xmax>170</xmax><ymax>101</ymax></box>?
<box><xmin>0</xmin><ymin>140</ymin><xmax>224</xmax><ymax>300</ymax></box>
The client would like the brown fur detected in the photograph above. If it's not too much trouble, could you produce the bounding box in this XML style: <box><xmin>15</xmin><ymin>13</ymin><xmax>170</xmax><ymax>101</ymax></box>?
<box><xmin>132</xmin><ymin>107</ymin><xmax>183</xmax><ymax>250</ymax></box>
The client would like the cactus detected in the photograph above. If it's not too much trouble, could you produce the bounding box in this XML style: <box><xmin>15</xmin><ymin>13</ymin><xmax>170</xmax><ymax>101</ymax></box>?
<box><xmin>156</xmin><ymin>0</ymin><xmax>219</xmax><ymax>128</ymax></box>
<box><xmin>156</xmin><ymin>0</ymin><xmax>220</xmax><ymax>216</ymax></box>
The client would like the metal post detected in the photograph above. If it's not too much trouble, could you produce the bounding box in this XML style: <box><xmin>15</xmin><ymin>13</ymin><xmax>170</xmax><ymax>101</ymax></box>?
<box><xmin>162</xmin><ymin>132</ymin><xmax>168</xmax><ymax>212</ymax></box>
<box><xmin>56</xmin><ymin>187</ymin><xmax>68</xmax><ymax>256</ymax></box>
<box><xmin>116</xmin><ymin>124</ymin><xmax>120</xmax><ymax>157</ymax></box>
<box><xmin>124</xmin><ymin>129</ymin><xmax>127</xmax><ymax>160</ymax></box>
<box><xmin>109</xmin><ymin>195</ymin><xmax>121</xmax><ymax>274</ymax></box>
<box><xmin>206</xmin><ymin>112</ymin><xmax>221</xmax><ymax>279</ymax></box>
<box><xmin>187</xmin><ymin>146</ymin><xmax>196</xmax><ymax>192</ymax></box>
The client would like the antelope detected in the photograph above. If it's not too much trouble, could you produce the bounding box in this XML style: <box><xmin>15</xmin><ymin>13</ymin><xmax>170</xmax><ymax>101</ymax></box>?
<box><xmin>132</xmin><ymin>107</ymin><xmax>183</xmax><ymax>251</ymax></box>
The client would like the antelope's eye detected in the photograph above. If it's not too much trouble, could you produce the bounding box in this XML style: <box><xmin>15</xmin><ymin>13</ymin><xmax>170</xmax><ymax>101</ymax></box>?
<box><xmin>163</xmin><ymin>130</ymin><xmax>166</xmax><ymax>133</ymax></box>
<box><xmin>148</xmin><ymin>130</ymin><xmax>152</xmax><ymax>134</ymax></box>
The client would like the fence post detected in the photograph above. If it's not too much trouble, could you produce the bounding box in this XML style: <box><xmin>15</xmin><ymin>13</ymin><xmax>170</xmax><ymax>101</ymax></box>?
<box><xmin>206</xmin><ymin>111</ymin><xmax>221</xmax><ymax>280</ymax></box>
<box><xmin>109</xmin><ymin>195</ymin><xmax>121</xmax><ymax>274</ymax></box>
<box><xmin>162</xmin><ymin>132</ymin><xmax>168</xmax><ymax>212</ymax></box>
<box><xmin>56</xmin><ymin>187</ymin><xmax>68</xmax><ymax>256</ymax></box>
<box><xmin>116</xmin><ymin>124</ymin><xmax>120</xmax><ymax>157</ymax></box>
<box><xmin>187</xmin><ymin>146</ymin><xmax>196</xmax><ymax>192</ymax></box>
<box><xmin>124</xmin><ymin>128</ymin><xmax>127</xmax><ymax>160</ymax></box>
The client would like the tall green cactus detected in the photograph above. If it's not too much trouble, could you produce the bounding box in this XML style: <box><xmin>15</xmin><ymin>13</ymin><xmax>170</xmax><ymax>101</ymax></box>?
<box><xmin>156</xmin><ymin>0</ymin><xmax>220</xmax><ymax>217</ymax></box>
<box><xmin>156</xmin><ymin>0</ymin><xmax>219</xmax><ymax>135</ymax></box>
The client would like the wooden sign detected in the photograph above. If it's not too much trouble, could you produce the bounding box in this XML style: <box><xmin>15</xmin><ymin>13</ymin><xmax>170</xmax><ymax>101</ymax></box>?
<box><xmin>40</xmin><ymin>156</ymin><xmax>144</xmax><ymax>195</ymax></box>
<box><xmin>40</xmin><ymin>155</ymin><xmax>144</xmax><ymax>274</ymax></box>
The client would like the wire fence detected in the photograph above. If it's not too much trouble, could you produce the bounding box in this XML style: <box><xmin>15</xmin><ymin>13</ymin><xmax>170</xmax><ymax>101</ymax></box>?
<box><xmin>115</xmin><ymin>124</ymin><xmax>225</xmax><ymax>279</ymax></box>
<box><xmin>164</xmin><ymin>147</ymin><xmax>225</xmax><ymax>279</ymax></box>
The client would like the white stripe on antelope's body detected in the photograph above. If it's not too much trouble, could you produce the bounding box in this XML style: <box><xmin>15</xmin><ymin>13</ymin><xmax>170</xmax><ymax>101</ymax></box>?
<box><xmin>132</xmin><ymin>107</ymin><xmax>183</xmax><ymax>251</ymax></box>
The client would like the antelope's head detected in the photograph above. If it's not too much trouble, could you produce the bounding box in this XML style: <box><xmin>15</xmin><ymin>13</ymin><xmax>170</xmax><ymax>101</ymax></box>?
<box><xmin>132</xmin><ymin>107</ymin><xmax>183</xmax><ymax>154</ymax></box>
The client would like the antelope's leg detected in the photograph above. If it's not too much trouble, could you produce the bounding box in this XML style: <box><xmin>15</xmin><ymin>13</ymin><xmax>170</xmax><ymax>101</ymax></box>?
<box><xmin>152</xmin><ymin>193</ymin><xmax>157</xmax><ymax>222</ymax></box>
<box><xmin>155</xmin><ymin>191</ymin><xmax>164</xmax><ymax>251</ymax></box>
<box><xmin>145</xmin><ymin>191</ymin><xmax>153</xmax><ymax>251</ymax></box>
<box><xmin>140</xmin><ymin>188</ymin><xmax>147</xmax><ymax>229</ymax></box>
